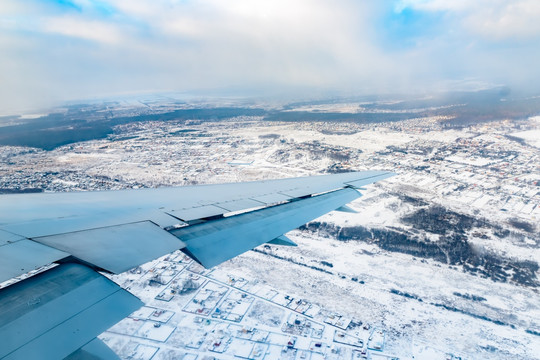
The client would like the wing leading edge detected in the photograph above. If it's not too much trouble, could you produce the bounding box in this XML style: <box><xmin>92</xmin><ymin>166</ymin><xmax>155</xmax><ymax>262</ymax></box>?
<box><xmin>0</xmin><ymin>170</ymin><xmax>394</xmax><ymax>359</ymax></box>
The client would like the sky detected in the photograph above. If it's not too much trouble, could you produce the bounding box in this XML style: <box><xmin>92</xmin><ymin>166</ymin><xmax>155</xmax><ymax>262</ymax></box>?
<box><xmin>1</xmin><ymin>0</ymin><xmax>540</xmax><ymax>112</ymax></box>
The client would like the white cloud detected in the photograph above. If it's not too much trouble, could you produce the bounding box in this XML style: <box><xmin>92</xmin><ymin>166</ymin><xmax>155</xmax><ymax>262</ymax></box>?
<box><xmin>0</xmin><ymin>0</ymin><xmax>540</xmax><ymax>112</ymax></box>
<box><xmin>399</xmin><ymin>0</ymin><xmax>540</xmax><ymax>40</ymax></box>
<box><xmin>42</xmin><ymin>16</ymin><xmax>125</xmax><ymax>44</ymax></box>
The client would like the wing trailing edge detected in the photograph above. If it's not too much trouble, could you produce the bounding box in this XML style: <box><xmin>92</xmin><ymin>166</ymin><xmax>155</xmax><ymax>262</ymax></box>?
<box><xmin>171</xmin><ymin>188</ymin><xmax>360</xmax><ymax>268</ymax></box>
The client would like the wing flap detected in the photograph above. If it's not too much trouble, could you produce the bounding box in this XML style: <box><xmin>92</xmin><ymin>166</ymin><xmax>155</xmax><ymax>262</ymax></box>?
<box><xmin>214</xmin><ymin>198</ymin><xmax>265</xmax><ymax>212</ymax></box>
<box><xmin>250</xmin><ymin>192</ymin><xmax>293</xmax><ymax>205</ymax></box>
<box><xmin>169</xmin><ymin>204</ymin><xmax>229</xmax><ymax>222</ymax></box>
<box><xmin>34</xmin><ymin>221</ymin><xmax>186</xmax><ymax>273</ymax></box>
<box><xmin>0</xmin><ymin>239</ymin><xmax>70</xmax><ymax>283</ymax></box>
<box><xmin>64</xmin><ymin>338</ymin><xmax>120</xmax><ymax>360</ymax></box>
<box><xmin>171</xmin><ymin>188</ymin><xmax>360</xmax><ymax>268</ymax></box>
<box><xmin>1</xmin><ymin>210</ymin><xmax>186</xmax><ymax>239</ymax></box>
<box><xmin>0</xmin><ymin>229</ymin><xmax>26</xmax><ymax>246</ymax></box>
<box><xmin>0</xmin><ymin>263</ymin><xmax>142</xmax><ymax>360</ymax></box>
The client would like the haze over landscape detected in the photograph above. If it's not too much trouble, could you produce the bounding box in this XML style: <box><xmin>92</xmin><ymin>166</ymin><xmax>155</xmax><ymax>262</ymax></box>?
<box><xmin>1</xmin><ymin>1</ymin><xmax>539</xmax><ymax>360</ymax></box>
<box><xmin>2</xmin><ymin>0</ymin><xmax>540</xmax><ymax>112</ymax></box>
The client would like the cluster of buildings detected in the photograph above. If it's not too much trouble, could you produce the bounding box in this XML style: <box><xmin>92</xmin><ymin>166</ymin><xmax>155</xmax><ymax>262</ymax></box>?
<box><xmin>101</xmin><ymin>250</ymin><xmax>394</xmax><ymax>360</ymax></box>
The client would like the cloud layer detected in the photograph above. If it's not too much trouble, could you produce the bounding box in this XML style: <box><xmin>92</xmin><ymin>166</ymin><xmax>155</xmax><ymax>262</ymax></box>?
<box><xmin>1</xmin><ymin>0</ymin><xmax>540</xmax><ymax>112</ymax></box>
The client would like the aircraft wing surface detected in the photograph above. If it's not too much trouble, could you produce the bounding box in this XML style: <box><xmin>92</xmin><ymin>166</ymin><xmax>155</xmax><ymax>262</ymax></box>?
<box><xmin>0</xmin><ymin>170</ymin><xmax>394</xmax><ymax>359</ymax></box>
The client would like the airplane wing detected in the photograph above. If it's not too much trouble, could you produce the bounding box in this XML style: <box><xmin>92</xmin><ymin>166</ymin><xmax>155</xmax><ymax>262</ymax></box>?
<box><xmin>0</xmin><ymin>170</ymin><xmax>394</xmax><ymax>360</ymax></box>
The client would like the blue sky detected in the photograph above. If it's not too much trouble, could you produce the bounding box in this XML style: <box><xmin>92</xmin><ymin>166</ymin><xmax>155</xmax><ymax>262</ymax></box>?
<box><xmin>1</xmin><ymin>0</ymin><xmax>540</xmax><ymax>112</ymax></box>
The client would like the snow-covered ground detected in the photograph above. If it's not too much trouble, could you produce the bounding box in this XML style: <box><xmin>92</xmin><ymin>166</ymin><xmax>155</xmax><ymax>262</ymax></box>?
<box><xmin>100</xmin><ymin>232</ymin><xmax>539</xmax><ymax>360</ymax></box>
<box><xmin>511</xmin><ymin>130</ymin><xmax>540</xmax><ymax>148</ymax></box>
<box><xmin>1</xmin><ymin>106</ymin><xmax>539</xmax><ymax>359</ymax></box>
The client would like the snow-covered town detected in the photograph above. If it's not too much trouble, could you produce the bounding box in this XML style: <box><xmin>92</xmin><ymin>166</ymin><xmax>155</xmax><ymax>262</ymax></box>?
<box><xmin>0</xmin><ymin>99</ymin><xmax>539</xmax><ymax>360</ymax></box>
<box><xmin>101</xmin><ymin>252</ymin><xmax>398</xmax><ymax>360</ymax></box>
